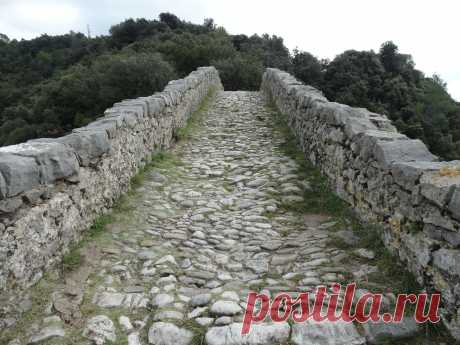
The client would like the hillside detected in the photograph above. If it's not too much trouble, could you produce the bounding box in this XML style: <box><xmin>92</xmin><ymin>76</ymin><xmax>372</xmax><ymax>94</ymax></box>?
<box><xmin>1</xmin><ymin>13</ymin><xmax>459</xmax><ymax>160</ymax></box>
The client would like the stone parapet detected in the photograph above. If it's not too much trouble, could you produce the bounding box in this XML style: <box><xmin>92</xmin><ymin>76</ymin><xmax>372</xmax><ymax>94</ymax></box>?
<box><xmin>261</xmin><ymin>68</ymin><xmax>460</xmax><ymax>338</ymax></box>
<box><xmin>0</xmin><ymin>67</ymin><xmax>222</xmax><ymax>297</ymax></box>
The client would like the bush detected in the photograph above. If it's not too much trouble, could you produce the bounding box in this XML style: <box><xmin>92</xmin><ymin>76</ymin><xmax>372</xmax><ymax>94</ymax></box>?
<box><xmin>0</xmin><ymin>52</ymin><xmax>176</xmax><ymax>145</ymax></box>
<box><xmin>213</xmin><ymin>54</ymin><xmax>264</xmax><ymax>91</ymax></box>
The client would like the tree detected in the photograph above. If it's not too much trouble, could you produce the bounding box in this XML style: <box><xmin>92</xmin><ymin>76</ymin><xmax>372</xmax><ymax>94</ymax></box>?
<box><xmin>213</xmin><ymin>54</ymin><xmax>264</xmax><ymax>90</ymax></box>
<box><xmin>159</xmin><ymin>12</ymin><xmax>182</xmax><ymax>30</ymax></box>
<box><xmin>203</xmin><ymin>18</ymin><xmax>216</xmax><ymax>30</ymax></box>
<box><xmin>110</xmin><ymin>18</ymin><xmax>150</xmax><ymax>47</ymax></box>
<box><xmin>320</xmin><ymin>41</ymin><xmax>460</xmax><ymax>160</ymax></box>
<box><xmin>432</xmin><ymin>73</ymin><xmax>447</xmax><ymax>90</ymax></box>
<box><xmin>324</xmin><ymin>50</ymin><xmax>386</xmax><ymax>108</ymax></box>
<box><xmin>0</xmin><ymin>33</ymin><xmax>9</xmax><ymax>43</ymax></box>
<box><xmin>292</xmin><ymin>49</ymin><xmax>324</xmax><ymax>88</ymax></box>
<box><xmin>379</xmin><ymin>41</ymin><xmax>399</xmax><ymax>73</ymax></box>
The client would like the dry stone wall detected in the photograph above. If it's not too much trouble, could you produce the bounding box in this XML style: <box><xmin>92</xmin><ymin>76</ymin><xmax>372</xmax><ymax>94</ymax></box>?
<box><xmin>261</xmin><ymin>68</ymin><xmax>460</xmax><ymax>338</ymax></box>
<box><xmin>0</xmin><ymin>67</ymin><xmax>222</xmax><ymax>297</ymax></box>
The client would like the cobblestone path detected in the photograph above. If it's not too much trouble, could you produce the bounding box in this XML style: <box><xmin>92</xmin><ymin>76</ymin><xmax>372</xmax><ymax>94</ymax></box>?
<box><xmin>2</xmin><ymin>92</ymin><xmax>448</xmax><ymax>345</ymax></box>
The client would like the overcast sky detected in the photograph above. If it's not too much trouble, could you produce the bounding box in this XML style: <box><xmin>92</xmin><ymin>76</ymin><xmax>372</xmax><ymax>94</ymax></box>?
<box><xmin>1</xmin><ymin>0</ymin><xmax>459</xmax><ymax>100</ymax></box>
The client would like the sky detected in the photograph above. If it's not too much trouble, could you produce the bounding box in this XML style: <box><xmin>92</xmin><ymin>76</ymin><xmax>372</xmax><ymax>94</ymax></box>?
<box><xmin>1</xmin><ymin>0</ymin><xmax>459</xmax><ymax>101</ymax></box>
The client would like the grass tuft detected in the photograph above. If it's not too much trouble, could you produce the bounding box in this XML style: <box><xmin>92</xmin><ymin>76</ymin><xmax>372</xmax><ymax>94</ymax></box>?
<box><xmin>267</xmin><ymin>102</ymin><xmax>349</xmax><ymax>219</ymax></box>
<box><xmin>176</xmin><ymin>87</ymin><xmax>218</xmax><ymax>141</ymax></box>
<box><xmin>266</xmin><ymin>101</ymin><xmax>421</xmax><ymax>295</ymax></box>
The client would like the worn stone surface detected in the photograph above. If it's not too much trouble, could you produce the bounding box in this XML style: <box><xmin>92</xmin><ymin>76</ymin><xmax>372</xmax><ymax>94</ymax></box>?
<box><xmin>210</xmin><ymin>300</ymin><xmax>242</xmax><ymax>316</ymax></box>
<box><xmin>83</xmin><ymin>315</ymin><xmax>116</xmax><ymax>345</ymax></box>
<box><xmin>291</xmin><ymin>320</ymin><xmax>365</xmax><ymax>345</ymax></box>
<box><xmin>205</xmin><ymin>322</ymin><xmax>290</xmax><ymax>345</ymax></box>
<box><xmin>0</xmin><ymin>81</ymin><xmax>451</xmax><ymax>344</ymax></box>
<box><xmin>0</xmin><ymin>67</ymin><xmax>222</xmax><ymax>305</ymax></box>
<box><xmin>148</xmin><ymin>322</ymin><xmax>193</xmax><ymax>345</ymax></box>
<box><xmin>261</xmin><ymin>68</ymin><xmax>460</xmax><ymax>339</ymax></box>
<box><xmin>28</xmin><ymin>325</ymin><xmax>65</xmax><ymax>344</ymax></box>
<box><xmin>363</xmin><ymin>317</ymin><xmax>420</xmax><ymax>344</ymax></box>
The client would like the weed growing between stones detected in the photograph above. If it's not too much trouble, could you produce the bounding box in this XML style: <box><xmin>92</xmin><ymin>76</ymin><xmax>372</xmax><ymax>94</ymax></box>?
<box><xmin>1</xmin><ymin>150</ymin><xmax>183</xmax><ymax>344</ymax></box>
<box><xmin>180</xmin><ymin>319</ymin><xmax>207</xmax><ymax>345</ymax></box>
<box><xmin>130</xmin><ymin>151</ymin><xmax>182</xmax><ymax>191</ymax></box>
<box><xmin>0</xmin><ymin>88</ymin><xmax>221</xmax><ymax>345</ymax></box>
<box><xmin>266</xmin><ymin>101</ymin><xmax>419</xmax><ymax>288</ymax></box>
<box><xmin>265</xmin><ymin>100</ymin><xmax>455</xmax><ymax>343</ymax></box>
<box><xmin>267</xmin><ymin>101</ymin><xmax>349</xmax><ymax>219</ymax></box>
<box><xmin>0</xmin><ymin>274</ymin><xmax>54</xmax><ymax>344</ymax></box>
<box><xmin>176</xmin><ymin>86</ymin><xmax>218</xmax><ymax>141</ymax></box>
<box><xmin>63</xmin><ymin>214</ymin><xmax>113</xmax><ymax>272</ymax></box>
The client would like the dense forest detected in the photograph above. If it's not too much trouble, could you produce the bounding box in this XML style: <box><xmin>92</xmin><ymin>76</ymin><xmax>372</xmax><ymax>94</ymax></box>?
<box><xmin>1</xmin><ymin>13</ymin><xmax>459</xmax><ymax>160</ymax></box>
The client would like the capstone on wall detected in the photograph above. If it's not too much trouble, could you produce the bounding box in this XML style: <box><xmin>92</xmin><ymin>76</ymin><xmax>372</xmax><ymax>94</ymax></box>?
<box><xmin>261</xmin><ymin>68</ymin><xmax>460</xmax><ymax>339</ymax></box>
<box><xmin>0</xmin><ymin>67</ymin><xmax>222</xmax><ymax>301</ymax></box>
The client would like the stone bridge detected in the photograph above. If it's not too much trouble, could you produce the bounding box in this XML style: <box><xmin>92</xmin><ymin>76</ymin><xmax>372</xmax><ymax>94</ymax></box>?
<box><xmin>0</xmin><ymin>67</ymin><xmax>459</xmax><ymax>344</ymax></box>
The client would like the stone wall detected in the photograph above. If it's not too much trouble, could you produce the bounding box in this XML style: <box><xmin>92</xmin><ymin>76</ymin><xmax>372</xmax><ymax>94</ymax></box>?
<box><xmin>261</xmin><ymin>68</ymin><xmax>460</xmax><ymax>338</ymax></box>
<box><xmin>0</xmin><ymin>67</ymin><xmax>222</xmax><ymax>297</ymax></box>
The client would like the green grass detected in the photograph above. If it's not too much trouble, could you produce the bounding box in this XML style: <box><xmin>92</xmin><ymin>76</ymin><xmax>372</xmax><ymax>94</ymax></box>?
<box><xmin>265</xmin><ymin>98</ymin><xmax>456</xmax><ymax>344</ymax></box>
<box><xmin>130</xmin><ymin>151</ymin><xmax>182</xmax><ymax>189</ymax></box>
<box><xmin>1</xmin><ymin>88</ymin><xmax>217</xmax><ymax>345</ymax></box>
<box><xmin>266</xmin><ymin>101</ymin><xmax>421</xmax><ymax>293</ymax></box>
<box><xmin>0</xmin><ymin>272</ymin><xmax>59</xmax><ymax>344</ymax></box>
<box><xmin>179</xmin><ymin>319</ymin><xmax>207</xmax><ymax>345</ymax></box>
<box><xmin>267</xmin><ymin>102</ymin><xmax>350</xmax><ymax>219</ymax></box>
<box><xmin>62</xmin><ymin>214</ymin><xmax>113</xmax><ymax>271</ymax></box>
<box><xmin>176</xmin><ymin>86</ymin><xmax>218</xmax><ymax>141</ymax></box>
<box><xmin>61</xmin><ymin>147</ymin><xmax>185</xmax><ymax>272</ymax></box>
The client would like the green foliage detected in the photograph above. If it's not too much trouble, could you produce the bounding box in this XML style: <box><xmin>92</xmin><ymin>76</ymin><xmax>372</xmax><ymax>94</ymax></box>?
<box><xmin>176</xmin><ymin>86</ymin><xmax>217</xmax><ymax>140</ymax></box>
<box><xmin>269</xmin><ymin>101</ymin><xmax>422</xmax><ymax>297</ymax></box>
<box><xmin>0</xmin><ymin>13</ymin><xmax>291</xmax><ymax>146</ymax></box>
<box><xmin>0</xmin><ymin>33</ymin><xmax>9</xmax><ymax>44</ymax></box>
<box><xmin>296</xmin><ymin>41</ymin><xmax>460</xmax><ymax>160</ymax></box>
<box><xmin>62</xmin><ymin>214</ymin><xmax>113</xmax><ymax>271</ymax></box>
<box><xmin>233</xmin><ymin>33</ymin><xmax>291</xmax><ymax>70</ymax></box>
<box><xmin>213</xmin><ymin>55</ymin><xmax>264</xmax><ymax>90</ymax></box>
<box><xmin>268</xmin><ymin>102</ymin><xmax>349</xmax><ymax>218</ymax></box>
<box><xmin>133</xmin><ymin>30</ymin><xmax>236</xmax><ymax>76</ymax></box>
<box><xmin>0</xmin><ymin>52</ymin><xmax>175</xmax><ymax>145</ymax></box>
<box><xmin>291</xmin><ymin>49</ymin><xmax>324</xmax><ymax>89</ymax></box>
<box><xmin>2</xmin><ymin>15</ymin><xmax>459</xmax><ymax>161</ymax></box>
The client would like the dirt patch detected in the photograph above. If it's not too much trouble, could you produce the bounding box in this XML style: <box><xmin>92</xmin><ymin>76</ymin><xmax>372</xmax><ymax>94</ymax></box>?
<box><xmin>55</xmin><ymin>244</ymin><xmax>102</xmax><ymax>326</ymax></box>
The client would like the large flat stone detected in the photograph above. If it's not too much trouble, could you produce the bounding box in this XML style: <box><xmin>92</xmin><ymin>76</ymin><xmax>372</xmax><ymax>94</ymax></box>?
<box><xmin>291</xmin><ymin>320</ymin><xmax>365</xmax><ymax>345</ymax></box>
<box><xmin>57</xmin><ymin>130</ymin><xmax>110</xmax><ymax>166</ymax></box>
<box><xmin>363</xmin><ymin>318</ymin><xmax>420</xmax><ymax>344</ymax></box>
<box><xmin>85</xmin><ymin>118</ymin><xmax>119</xmax><ymax>139</ymax></box>
<box><xmin>205</xmin><ymin>322</ymin><xmax>290</xmax><ymax>345</ymax></box>
<box><xmin>2</xmin><ymin>141</ymin><xmax>79</xmax><ymax>184</ymax></box>
<box><xmin>0</xmin><ymin>152</ymin><xmax>40</xmax><ymax>197</ymax></box>
<box><xmin>83</xmin><ymin>315</ymin><xmax>116</xmax><ymax>345</ymax></box>
<box><xmin>420</xmin><ymin>168</ymin><xmax>460</xmax><ymax>208</ymax></box>
<box><xmin>28</xmin><ymin>325</ymin><xmax>65</xmax><ymax>344</ymax></box>
<box><xmin>356</xmin><ymin>130</ymin><xmax>408</xmax><ymax>161</ymax></box>
<box><xmin>373</xmin><ymin>139</ymin><xmax>437</xmax><ymax>169</ymax></box>
<box><xmin>344</xmin><ymin>117</ymin><xmax>378</xmax><ymax>139</ymax></box>
<box><xmin>433</xmin><ymin>248</ymin><xmax>460</xmax><ymax>277</ymax></box>
<box><xmin>148</xmin><ymin>322</ymin><xmax>193</xmax><ymax>345</ymax></box>
<box><xmin>210</xmin><ymin>300</ymin><xmax>242</xmax><ymax>316</ymax></box>
<box><xmin>391</xmin><ymin>161</ymin><xmax>441</xmax><ymax>190</ymax></box>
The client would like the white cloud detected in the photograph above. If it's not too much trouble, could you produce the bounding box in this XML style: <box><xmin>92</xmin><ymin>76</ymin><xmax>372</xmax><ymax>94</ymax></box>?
<box><xmin>0</xmin><ymin>0</ymin><xmax>81</xmax><ymax>38</ymax></box>
<box><xmin>0</xmin><ymin>0</ymin><xmax>459</xmax><ymax>100</ymax></box>
<box><xmin>448</xmin><ymin>79</ymin><xmax>460</xmax><ymax>103</ymax></box>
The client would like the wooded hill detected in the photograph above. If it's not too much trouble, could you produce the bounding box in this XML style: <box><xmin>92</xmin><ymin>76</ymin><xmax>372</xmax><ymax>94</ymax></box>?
<box><xmin>1</xmin><ymin>13</ymin><xmax>459</xmax><ymax>160</ymax></box>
